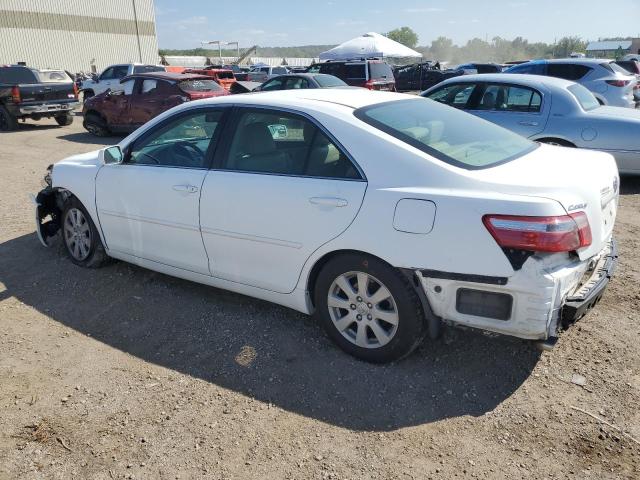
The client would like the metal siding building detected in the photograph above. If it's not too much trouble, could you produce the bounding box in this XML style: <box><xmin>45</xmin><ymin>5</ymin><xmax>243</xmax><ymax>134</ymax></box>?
<box><xmin>0</xmin><ymin>0</ymin><xmax>159</xmax><ymax>73</ymax></box>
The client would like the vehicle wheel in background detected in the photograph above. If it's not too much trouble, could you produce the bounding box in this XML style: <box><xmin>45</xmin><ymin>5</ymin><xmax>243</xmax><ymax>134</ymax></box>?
<box><xmin>538</xmin><ymin>138</ymin><xmax>576</xmax><ymax>148</ymax></box>
<box><xmin>0</xmin><ymin>106</ymin><xmax>18</xmax><ymax>131</ymax></box>
<box><xmin>61</xmin><ymin>197</ymin><xmax>108</xmax><ymax>268</ymax></box>
<box><xmin>83</xmin><ymin>113</ymin><xmax>110</xmax><ymax>137</ymax></box>
<box><xmin>55</xmin><ymin>114</ymin><xmax>73</xmax><ymax>126</ymax></box>
<box><xmin>314</xmin><ymin>253</ymin><xmax>426</xmax><ymax>363</ymax></box>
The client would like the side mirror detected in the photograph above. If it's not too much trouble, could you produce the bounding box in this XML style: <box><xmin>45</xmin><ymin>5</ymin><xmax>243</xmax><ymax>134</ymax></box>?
<box><xmin>102</xmin><ymin>146</ymin><xmax>123</xmax><ymax>164</ymax></box>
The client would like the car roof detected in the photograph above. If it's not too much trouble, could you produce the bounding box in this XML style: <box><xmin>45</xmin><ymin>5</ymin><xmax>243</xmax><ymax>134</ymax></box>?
<box><xmin>124</xmin><ymin>72</ymin><xmax>211</xmax><ymax>81</ymax></box>
<box><xmin>435</xmin><ymin>73</ymin><xmax>577</xmax><ymax>89</ymax></box>
<box><xmin>523</xmin><ymin>58</ymin><xmax>612</xmax><ymax>65</ymax></box>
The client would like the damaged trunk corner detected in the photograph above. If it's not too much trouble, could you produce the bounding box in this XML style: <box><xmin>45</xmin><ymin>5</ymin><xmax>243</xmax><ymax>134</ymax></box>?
<box><xmin>34</xmin><ymin>186</ymin><xmax>63</xmax><ymax>247</ymax></box>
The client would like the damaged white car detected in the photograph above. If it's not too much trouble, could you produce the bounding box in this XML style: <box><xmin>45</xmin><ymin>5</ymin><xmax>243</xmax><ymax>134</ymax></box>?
<box><xmin>34</xmin><ymin>89</ymin><xmax>619</xmax><ymax>362</ymax></box>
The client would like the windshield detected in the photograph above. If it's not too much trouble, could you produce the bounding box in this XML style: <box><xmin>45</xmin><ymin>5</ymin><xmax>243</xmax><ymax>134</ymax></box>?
<box><xmin>179</xmin><ymin>79</ymin><xmax>223</xmax><ymax>92</ymax></box>
<box><xmin>354</xmin><ymin>98</ymin><xmax>536</xmax><ymax>169</ymax></box>
<box><xmin>314</xmin><ymin>74</ymin><xmax>347</xmax><ymax>87</ymax></box>
<box><xmin>36</xmin><ymin>70</ymin><xmax>72</xmax><ymax>83</ymax></box>
<box><xmin>567</xmin><ymin>84</ymin><xmax>600</xmax><ymax>111</ymax></box>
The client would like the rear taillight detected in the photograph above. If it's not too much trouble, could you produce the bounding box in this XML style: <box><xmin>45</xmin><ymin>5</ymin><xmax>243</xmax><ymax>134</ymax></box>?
<box><xmin>606</xmin><ymin>79</ymin><xmax>630</xmax><ymax>87</ymax></box>
<box><xmin>73</xmin><ymin>82</ymin><xmax>79</xmax><ymax>98</ymax></box>
<box><xmin>11</xmin><ymin>85</ymin><xmax>20</xmax><ymax>103</ymax></box>
<box><xmin>483</xmin><ymin>212</ymin><xmax>592</xmax><ymax>253</ymax></box>
<box><xmin>364</xmin><ymin>79</ymin><xmax>375</xmax><ymax>90</ymax></box>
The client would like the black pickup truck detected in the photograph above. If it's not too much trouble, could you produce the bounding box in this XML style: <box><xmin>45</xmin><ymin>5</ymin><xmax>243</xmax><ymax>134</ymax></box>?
<box><xmin>0</xmin><ymin>65</ymin><xmax>79</xmax><ymax>131</ymax></box>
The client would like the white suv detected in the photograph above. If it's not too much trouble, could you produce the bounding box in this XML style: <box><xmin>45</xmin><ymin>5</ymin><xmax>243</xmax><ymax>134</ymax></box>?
<box><xmin>505</xmin><ymin>58</ymin><xmax>636</xmax><ymax>108</ymax></box>
<box><xmin>81</xmin><ymin>63</ymin><xmax>165</xmax><ymax>99</ymax></box>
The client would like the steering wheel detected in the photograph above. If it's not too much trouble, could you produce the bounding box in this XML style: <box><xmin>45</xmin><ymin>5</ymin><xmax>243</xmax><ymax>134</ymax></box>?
<box><xmin>172</xmin><ymin>142</ymin><xmax>204</xmax><ymax>167</ymax></box>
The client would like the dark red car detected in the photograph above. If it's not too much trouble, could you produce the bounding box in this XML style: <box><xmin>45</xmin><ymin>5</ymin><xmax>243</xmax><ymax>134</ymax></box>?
<box><xmin>82</xmin><ymin>72</ymin><xmax>228</xmax><ymax>136</ymax></box>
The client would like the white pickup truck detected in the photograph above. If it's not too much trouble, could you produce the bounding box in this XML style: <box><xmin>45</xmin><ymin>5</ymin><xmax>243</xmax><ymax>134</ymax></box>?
<box><xmin>80</xmin><ymin>63</ymin><xmax>165</xmax><ymax>99</ymax></box>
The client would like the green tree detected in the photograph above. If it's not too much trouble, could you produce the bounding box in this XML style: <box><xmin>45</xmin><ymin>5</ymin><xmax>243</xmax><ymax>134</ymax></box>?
<box><xmin>554</xmin><ymin>36</ymin><xmax>587</xmax><ymax>58</ymax></box>
<box><xmin>386</xmin><ymin>27</ymin><xmax>419</xmax><ymax>49</ymax></box>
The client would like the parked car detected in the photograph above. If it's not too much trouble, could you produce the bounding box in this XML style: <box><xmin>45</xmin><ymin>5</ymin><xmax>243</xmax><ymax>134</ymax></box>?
<box><xmin>0</xmin><ymin>64</ymin><xmax>79</xmax><ymax>130</ymax></box>
<box><xmin>394</xmin><ymin>63</ymin><xmax>462</xmax><ymax>92</ymax></box>
<box><xmin>307</xmin><ymin>60</ymin><xmax>396</xmax><ymax>91</ymax></box>
<box><xmin>34</xmin><ymin>89</ymin><xmax>618</xmax><ymax>362</ymax></box>
<box><xmin>183</xmin><ymin>68</ymin><xmax>237</xmax><ymax>91</ymax></box>
<box><xmin>288</xmin><ymin>66</ymin><xmax>309</xmax><ymax>74</ymax></box>
<box><xmin>421</xmin><ymin>73</ymin><xmax>640</xmax><ymax>174</ymax></box>
<box><xmin>247</xmin><ymin>66</ymin><xmax>289</xmax><ymax>82</ymax></box>
<box><xmin>224</xmin><ymin>65</ymin><xmax>250</xmax><ymax>81</ymax></box>
<box><xmin>254</xmin><ymin>73</ymin><xmax>347</xmax><ymax>91</ymax></box>
<box><xmin>614</xmin><ymin>60</ymin><xmax>640</xmax><ymax>103</ymax></box>
<box><xmin>82</xmin><ymin>72</ymin><xmax>228</xmax><ymax>136</ymax></box>
<box><xmin>455</xmin><ymin>63</ymin><xmax>503</xmax><ymax>74</ymax></box>
<box><xmin>504</xmin><ymin>59</ymin><xmax>636</xmax><ymax>108</ymax></box>
<box><xmin>80</xmin><ymin>63</ymin><xmax>165</xmax><ymax>99</ymax></box>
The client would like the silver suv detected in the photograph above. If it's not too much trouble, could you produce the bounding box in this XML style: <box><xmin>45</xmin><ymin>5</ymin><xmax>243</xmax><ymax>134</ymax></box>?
<box><xmin>505</xmin><ymin>58</ymin><xmax>636</xmax><ymax>108</ymax></box>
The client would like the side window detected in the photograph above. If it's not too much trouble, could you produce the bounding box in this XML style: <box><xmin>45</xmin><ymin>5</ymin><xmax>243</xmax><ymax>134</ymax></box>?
<box><xmin>261</xmin><ymin>78</ymin><xmax>285</xmax><ymax>91</ymax></box>
<box><xmin>503</xmin><ymin>86</ymin><xmax>542</xmax><ymax>112</ymax></box>
<box><xmin>121</xmin><ymin>79</ymin><xmax>135</xmax><ymax>95</ymax></box>
<box><xmin>224</xmin><ymin>109</ymin><xmax>361</xmax><ymax>179</ymax></box>
<box><xmin>261</xmin><ymin>67</ymin><xmax>270</xmax><ymax>73</ymax></box>
<box><xmin>128</xmin><ymin>110</ymin><xmax>224</xmax><ymax>168</ymax></box>
<box><xmin>284</xmin><ymin>77</ymin><xmax>309</xmax><ymax>89</ymax></box>
<box><xmin>141</xmin><ymin>79</ymin><xmax>158</xmax><ymax>94</ymax></box>
<box><xmin>113</xmin><ymin>66</ymin><xmax>130</xmax><ymax>79</ymax></box>
<box><xmin>426</xmin><ymin>84</ymin><xmax>475</xmax><ymax>108</ymax></box>
<box><xmin>100</xmin><ymin>67</ymin><xmax>115</xmax><ymax>80</ymax></box>
<box><xmin>547</xmin><ymin>64</ymin><xmax>591</xmax><ymax>81</ymax></box>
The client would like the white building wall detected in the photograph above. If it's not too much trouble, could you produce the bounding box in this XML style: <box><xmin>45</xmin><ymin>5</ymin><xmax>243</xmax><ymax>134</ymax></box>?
<box><xmin>0</xmin><ymin>0</ymin><xmax>159</xmax><ymax>73</ymax></box>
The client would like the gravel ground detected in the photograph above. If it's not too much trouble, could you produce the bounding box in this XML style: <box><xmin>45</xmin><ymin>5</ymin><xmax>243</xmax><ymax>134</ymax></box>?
<box><xmin>1</xmin><ymin>117</ymin><xmax>639</xmax><ymax>480</ymax></box>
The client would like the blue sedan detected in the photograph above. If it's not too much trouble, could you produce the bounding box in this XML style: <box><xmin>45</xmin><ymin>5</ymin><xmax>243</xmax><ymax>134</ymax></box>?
<box><xmin>422</xmin><ymin>73</ymin><xmax>640</xmax><ymax>174</ymax></box>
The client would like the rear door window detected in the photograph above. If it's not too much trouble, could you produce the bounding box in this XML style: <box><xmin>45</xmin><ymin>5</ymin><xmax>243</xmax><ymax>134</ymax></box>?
<box><xmin>477</xmin><ymin>84</ymin><xmax>542</xmax><ymax>112</ymax></box>
<box><xmin>547</xmin><ymin>64</ymin><xmax>592</xmax><ymax>80</ymax></box>
<box><xmin>345</xmin><ymin>63</ymin><xmax>367</xmax><ymax>80</ymax></box>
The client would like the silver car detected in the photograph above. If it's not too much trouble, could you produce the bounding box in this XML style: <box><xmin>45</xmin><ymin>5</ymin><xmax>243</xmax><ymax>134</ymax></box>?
<box><xmin>504</xmin><ymin>58</ymin><xmax>636</xmax><ymax>108</ymax></box>
<box><xmin>421</xmin><ymin>73</ymin><xmax>640</xmax><ymax>174</ymax></box>
<box><xmin>246</xmin><ymin>65</ymin><xmax>289</xmax><ymax>83</ymax></box>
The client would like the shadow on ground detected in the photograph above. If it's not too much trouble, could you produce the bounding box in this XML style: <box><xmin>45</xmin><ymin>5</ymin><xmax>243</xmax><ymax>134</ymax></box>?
<box><xmin>620</xmin><ymin>175</ymin><xmax>640</xmax><ymax>195</ymax></box>
<box><xmin>0</xmin><ymin>233</ymin><xmax>540</xmax><ymax>431</ymax></box>
<box><xmin>57</xmin><ymin>131</ymin><xmax>123</xmax><ymax>145</ymax></box>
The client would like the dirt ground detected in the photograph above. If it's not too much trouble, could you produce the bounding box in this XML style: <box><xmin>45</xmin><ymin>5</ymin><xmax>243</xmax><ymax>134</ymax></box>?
<box><xmin>1</xmin><ymin>116</ymin><xmax>639</xmax><ymax>480</ymax></box>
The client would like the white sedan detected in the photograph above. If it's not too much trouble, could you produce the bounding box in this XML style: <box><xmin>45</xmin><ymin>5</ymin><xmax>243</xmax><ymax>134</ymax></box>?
<box><xmin>34</xmin><ymin>89</ymin><xmax>619</xmax><ymax>362</ymax></box>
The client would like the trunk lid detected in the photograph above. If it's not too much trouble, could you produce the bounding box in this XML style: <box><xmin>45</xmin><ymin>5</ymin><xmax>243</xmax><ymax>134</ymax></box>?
<box><xmin>472</xmin><ymin>144</ymin><xmax>619</xmax><ymax>260</ymax></box>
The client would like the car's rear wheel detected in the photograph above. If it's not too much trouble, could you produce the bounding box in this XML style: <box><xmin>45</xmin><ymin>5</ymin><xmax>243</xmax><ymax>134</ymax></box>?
<box><xmin>83</xmin><ymin>113</ymin><xmax>110</xmax><ymax>137</ymax></box>
<box><xmin>55</xmin><ymin>114</ymin><xmax>73</xmax><ymax>126</ymax></box>
<box><xmin>61</xmin><ymin>198</ymin><xmax>108</xmax><ymax>268</ymax></box>
<box><xmin>314</xmin><ymin>253</ymin><xmax>426</xmax><ymax>363</ymax></box>
<box><xmin>0</xmin><ymin>106</ymin><xmax>18</xmax><ymax>131</ymax></box>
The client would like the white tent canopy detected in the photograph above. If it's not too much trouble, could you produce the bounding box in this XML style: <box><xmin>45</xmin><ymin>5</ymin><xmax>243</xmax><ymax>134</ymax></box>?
<box><xmin>319</xmin><ymin>32</ymin><xmax>421</xmax><ymax>61</ymax></box>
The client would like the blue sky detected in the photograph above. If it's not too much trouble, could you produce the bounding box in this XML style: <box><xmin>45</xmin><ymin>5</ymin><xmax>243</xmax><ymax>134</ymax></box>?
<box><xmin>154</xmin><ymin>0</ymin><xmax>640</xmax><ymax>49</ymax></box>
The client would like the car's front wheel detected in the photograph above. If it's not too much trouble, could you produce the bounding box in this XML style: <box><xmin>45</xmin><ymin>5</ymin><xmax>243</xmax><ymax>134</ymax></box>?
<box><xmin>83</xmin><ymin>113</ymin><xmax>110</xmax><ymax>137</ymax></box>
<box><xmin>61</xmin><ymin>198</ymin><xmax>108</xmax><ymax>268</ymax></box>
<box><xmin>314</xmin><ymin>253</ymin><xmax>426</xmax><ymax>363</ymax></box>
<box><xmin>55</xmin><ymin>114</ymin><xmax>73</xmax><ymax>126</ymax></box>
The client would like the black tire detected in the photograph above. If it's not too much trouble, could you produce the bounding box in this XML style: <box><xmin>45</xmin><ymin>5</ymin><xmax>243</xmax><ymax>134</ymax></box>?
<box><xmin>538</xmin><ymin>138</ymin><xmax>576</xmax><ymax>148</ymax></box>
<box><xmin>61</xmin><ymin>197</ymin><xmax>108</xmax><ymax>268</ymax></box>
<box><xmin>55</xmin><ymin>114</ymin><xmax>73</xmax><ymax>126</ymax></box>
<box><xmin>0</xmin><ymin>106</ymin><xmax>18</xmax><ymax>131</ymax></box>
<box><xmin>83</xmin><ymin>113</ymin><xmax>110</xmax><ymax>137</ymax></box>
<box><xmin>314</xmin><ymin>253</ymin><xmax>426</xmax><ymax>363</ymax></box>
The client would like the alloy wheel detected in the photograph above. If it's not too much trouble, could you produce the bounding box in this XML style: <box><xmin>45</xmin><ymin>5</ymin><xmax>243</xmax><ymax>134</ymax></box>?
<box><xmin>64</xmin><ymin>208</ymin><xmax>92</xmax><ymax>261</ymax></box>
<box><xmin>327</xmin><ymin>271</ymin><xmax>399</xmax><ymax>349</ymax></box>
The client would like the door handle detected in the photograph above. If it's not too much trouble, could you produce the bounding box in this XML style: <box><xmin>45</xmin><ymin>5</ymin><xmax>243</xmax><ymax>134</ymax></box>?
<box><xmin>518</xmin><ymin>121</ymin><xmax>539</xmax><ymax>126</ymax></box>
<box><xmin>172</xmin><ymin>184</ymin><xmax>199</xmax><ymax>193</ymax></box>
<box><xmin>309</xmin><ymin>197</ymin><xmax>348</xmax><ymax>207</ymax></box>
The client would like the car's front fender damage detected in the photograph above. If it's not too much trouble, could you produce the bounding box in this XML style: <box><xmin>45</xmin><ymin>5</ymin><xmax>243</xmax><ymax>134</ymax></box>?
<box><xmin>32</xmin><ymin>165</ymin><xmax>69</xmax><ymax>247</ymax></box>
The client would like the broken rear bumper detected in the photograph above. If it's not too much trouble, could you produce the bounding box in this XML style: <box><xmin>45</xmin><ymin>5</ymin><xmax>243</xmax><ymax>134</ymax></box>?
<box><xmin>561</xmin><ymin>239</ymin><xmax>618</xmax><ymax>325</ymax></box>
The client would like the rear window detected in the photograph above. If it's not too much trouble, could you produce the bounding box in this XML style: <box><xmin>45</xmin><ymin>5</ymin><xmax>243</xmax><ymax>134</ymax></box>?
<box><xmin>368</xmin><ymin>62</ymin><xmax>393</xmax><ymax>79</ymax></box>
<box><xmin>133</xmin><ymin>65</ymin><xmax>165</xmax><ymax>74</ymax></box>
<box><xmin>0</xmin><ymin>67</ymin><xmax>38</xmax><ymax>84</ymax></box>
<box><xmin>345</xmin><ymin>63</ymin><xmax>367</xmax><ymax>80</ymax></box>
<box><xmin>36</xmin><ymin>70</ymin><xmax>72</xmax><ymax>83</ymax></box>
<box><xmin>313</xmin><ymin>74</ymin><xmax>347</xmax><ymax>87</ymax></box>
<box><xmin>567</xmin><ymin>84</ymin><xmax>600</xmax><ymax>111</ymax></box>
<box><xmin>354</xmin><ymin>98</ymin><xmax>536</xmax><ymax>169</ymax></box>
<box><xmin>179</xmin><ymin>79</ymin><xmax>223</xmax><ymax>92</ymax></box>
<box><xmin>217</xmin><ymin>71</ymin><xmax>235</xmax><ymax>79</ymax></box>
